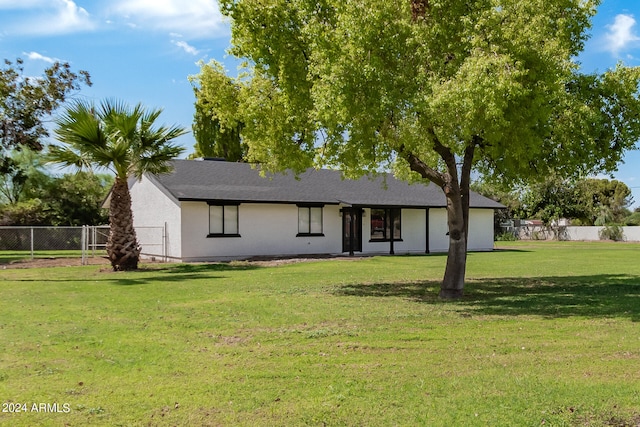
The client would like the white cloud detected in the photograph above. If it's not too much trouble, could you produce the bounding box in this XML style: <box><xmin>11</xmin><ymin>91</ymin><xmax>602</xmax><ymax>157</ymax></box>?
<box><xmin>23</xmin><ymin>51</ymin><xmax>58</xmax><ymax>63</ymax></box>
<box><xmin>109</xmin><ymin>0</ymin><xmax>226</xmax><ymax>39</ymax></box>
<box><xmin>172</xmin><ymin>40</ymin><xmax>200</xmax><ymax>55</ymax></box>
<box><xmin>605</xmin><ymin>14</ymin><xmax>640</xmax><ymax>55</ymax></box>
<box><xmin>1</xmin><ymin>0</ymin><xmax>95</xmax><ymax>35</ymax></box>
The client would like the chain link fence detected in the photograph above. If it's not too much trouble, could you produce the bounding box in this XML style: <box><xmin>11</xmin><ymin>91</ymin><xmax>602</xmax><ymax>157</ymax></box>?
<box><xmin>0</xmin><ymin>225</ymin><xmax>166</xmax><ymax>265</ymax></box>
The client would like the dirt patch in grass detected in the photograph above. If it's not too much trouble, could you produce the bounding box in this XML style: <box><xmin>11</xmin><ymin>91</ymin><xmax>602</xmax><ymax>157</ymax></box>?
<box><xmin>1</xmin><ymin>254</ymin><xmax>367</xmax><ymax>269</ymax></box>
<box><xmin>1</xmin><ymin>256</ymin><xmax>111</xmax><ymax>269</ymax></box>
<box><xmin>574</xmin><ymin>410</ymin><xmax>640</xmax><ymax>426</ymax></box>
<box><xmin>243</xmin><ymin>254</ymin><xmax>369</xmax><ymax>267</ymax></box>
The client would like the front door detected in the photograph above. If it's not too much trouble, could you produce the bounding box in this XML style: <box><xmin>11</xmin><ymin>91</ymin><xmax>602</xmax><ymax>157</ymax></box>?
<box><xmin>342</xmin><ymin>208</ymin><xmax>362</xmax><ymax>255</ymax></box>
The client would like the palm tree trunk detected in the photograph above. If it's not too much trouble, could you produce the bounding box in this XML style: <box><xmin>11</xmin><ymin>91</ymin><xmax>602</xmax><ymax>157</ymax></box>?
<box><xmin>107</xmin><ymin>177</ymin><xmax>140</xmax><ymax>271</ymax></box>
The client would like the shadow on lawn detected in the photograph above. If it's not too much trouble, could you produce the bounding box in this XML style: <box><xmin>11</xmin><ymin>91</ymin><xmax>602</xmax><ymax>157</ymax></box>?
<box><xmin>105</xmin><ymin>262</ymin><xmax>262</xmax><ymax>285</ymax></box>
<box><xmin>104</xmin><ymin>262</ymin><xmax>263</xmax><ymax>285</ymax></box>
<box><xmin>11</xmin><ymin>272</ymin><xmax>228</xmax><ymax>286</ymax></box>
<box><xmin>335</xmin><ymin>274</ymin><xmax>640</xmax><ymax>320</ymax></box>
<box><xmin>163</xmin><ymin>262</ymin><xmax>261</xmax><ymax>273</ymax></box>
<box><xmin>9</xmin><ymin>263</ymin><xmax>260</xmax><ymax>286</ymax></box>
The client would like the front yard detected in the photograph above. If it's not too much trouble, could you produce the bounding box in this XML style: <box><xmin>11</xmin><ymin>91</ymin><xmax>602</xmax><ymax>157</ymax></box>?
<box><xmin>0</xmin><ymin>241</ymin><xmax>639</xmax><ymax>426</ymax></box>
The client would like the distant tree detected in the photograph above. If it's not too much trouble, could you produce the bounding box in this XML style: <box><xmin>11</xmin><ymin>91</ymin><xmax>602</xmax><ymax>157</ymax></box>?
<box><xmin>518</xmin><ymin>175</ymin><xmax>584</xmax><ymax>225</ymax></box>
<box><xmin>0</xmin><ymin>58</ymin><xmax>91</xmax><ymax>156</ymax></box>
<box><xmin>0</xmin><ymin>149</ymin><xmax>111</xmax><ymax>226</ymax></box>
<box><xmin>207</xmin><ymin>0</ymin><xmax>640</xmax><ymax>298</ymax></box>
<box><xmin>0</xmin><ymin>199</ymin><xmax>48</xmax><ymax>226</ymax></box>
<box><xmin>0</xmin><ymin>148</ymin><xmax>51</xmax><ymax>205</ymax></box>
<box><xmin>623</xmin><ymin>211</ymin><xmax>640</xmax><ymax>226</ymax></box>
<box><xmin>43</xmin><ymin>172</ymin><xmax>112</xmax><ymax>226</ymax></box>
<box><xmin>190</xmin><ymin>61</ymin><xmax>245</xmax><ymax>161</ymax></box>
<box><xmin>475</xmin><ymin>176</ymin><xmax>634</xmax><ymax>227</ymax></box>
<box><xmin>577</xmin><ymin>179</ymin><xmax>632</xmax><ymax>225</ymax></box>
<box><xmin>49</xmin><ymin>99</ymin><xmax>186</xmax><ymax>271</ymax></box>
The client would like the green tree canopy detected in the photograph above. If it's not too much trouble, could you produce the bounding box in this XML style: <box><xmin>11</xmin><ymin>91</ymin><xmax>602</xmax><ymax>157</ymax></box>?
<box><xmin>474</xmin><ymin>176</ymin><xmax>634</xmax><ymax>226</ymax></box>
<box><xmin>208</xmin><ymin>0</ymin><xmax>640</xmax><ymax>298</ymax></box>
<box><xmin>518</xmin><ymin>175</ymin><xmax>585</xmax><ymax>225</ymax></box>
<box><xmin>190</xmin><ymin>61</ymin><xmax>246</xmax><ymax>161</ymax></box>
<box><xmin>0</xmin><ymin>58</ymin><xmax>91</xmax><ymax>154</ymax></box>
<box><xmin>42</xmin><ymin>172</ymin><xmax>112</xmax><ymax>226</ymax></box>
<box><xmin>0</xmin><ymin>148</ymin><xmax>50</xmax><ymax>205</ymax></box>
<box><xmin>578</xmin><ymin>178</ymin><xmax>633</xmax><ymax>224</ymax></box>
<box><xmin>0</xmin><ymin>171</ymin><xmax>111</xmax><ymax>227</ymax></box>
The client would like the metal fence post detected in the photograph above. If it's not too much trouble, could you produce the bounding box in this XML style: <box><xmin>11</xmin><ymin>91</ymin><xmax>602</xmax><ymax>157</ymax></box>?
<box><xmin>81</xmin><ymin>225</ymin><xmax>86</xmax><ymax>265</ymax></box>
<box><xmin>30</xmin><ymin>226</ymin><xmax>34</xmax><ymax>260</ymax></box>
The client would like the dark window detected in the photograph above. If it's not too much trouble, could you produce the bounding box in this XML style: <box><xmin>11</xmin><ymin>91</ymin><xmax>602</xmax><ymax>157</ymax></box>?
<box><xmin>370</xmin><ymin>208</ymin><xmax>401</xmax><ymax>241</ymax></box>
<box><xmin>298</xmin><ymin>206</ymin><xmax>323</xmax><ymax>236</ymax></box>
<box><xmin>208</xmin><ymin>204</ymin><xmax>239</xmax><ymax>237</ymax></box>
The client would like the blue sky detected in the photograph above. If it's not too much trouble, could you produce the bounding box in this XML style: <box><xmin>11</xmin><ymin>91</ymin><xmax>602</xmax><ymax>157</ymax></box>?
<box><xmin>1</xmin><ymin>0</ymin><xmax>639</xmax><ymax>205</ymax></box>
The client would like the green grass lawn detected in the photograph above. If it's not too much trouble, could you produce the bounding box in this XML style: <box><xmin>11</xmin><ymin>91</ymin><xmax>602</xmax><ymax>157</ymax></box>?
<box><xmin>1</xmin><ymin>241</ymin><xmax>639</xmax><ymax>426</ymax></box>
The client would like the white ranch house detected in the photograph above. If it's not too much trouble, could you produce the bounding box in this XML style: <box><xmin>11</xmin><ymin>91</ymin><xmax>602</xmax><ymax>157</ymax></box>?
<box><xmin>128</xmin><ymin>159</ymin><xmax>503</xmax><ymax>261</ymax></box>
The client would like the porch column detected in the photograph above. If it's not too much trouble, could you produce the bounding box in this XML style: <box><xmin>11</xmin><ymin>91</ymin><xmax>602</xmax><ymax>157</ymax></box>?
<box><xmin>425</xmin><ymin>208</ymin><xmax>430</xmax><ymax>254</ymax></box>
<box><xmin>349</xmin><ymin>208</ymin><xmax>355</xmax><ymax>257</ymax></box>
<box><xmin>389</xmin><ymin>208</ymin><xmax>395</xmax><ymax>255</ymax></box>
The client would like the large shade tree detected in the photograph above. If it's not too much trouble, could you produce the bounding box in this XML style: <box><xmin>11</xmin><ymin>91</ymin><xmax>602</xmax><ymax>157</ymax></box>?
<box><xmin>49</xmin><ymin>99</ymin><xmax>186</xmax><ymax>271</ymax></box>
<box><xmin>207</xmin><ymin>0</ymin><xmax>640</xmax><ymax>298</ymax></box>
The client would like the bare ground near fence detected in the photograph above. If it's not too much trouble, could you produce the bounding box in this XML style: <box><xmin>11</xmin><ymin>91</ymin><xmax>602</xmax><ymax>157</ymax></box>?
<box><xmin>1</xmin><ymin>256</ymin><xmax>110</xmax><ymax>269</ymax></box>
<box><xmin>1</xmin><ymin>253</ymin><xmax>367</xmax><ymax>270</ymax></box>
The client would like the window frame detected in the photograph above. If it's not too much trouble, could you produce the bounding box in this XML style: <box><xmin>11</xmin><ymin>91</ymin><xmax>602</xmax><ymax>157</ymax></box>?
<box><xmin>369</xmin><ymin>208</ymin><xmax>402</xmax><ymax>242</ymax></box>
<box><xmin>207</xmin><ymin>202</ymin><xmax>241</xmax><ymax>238</ymax></box>
<box><xmin>296</xmin><ymin>204</ymin><xmax>324</xmax><ymax>237</ymax></box>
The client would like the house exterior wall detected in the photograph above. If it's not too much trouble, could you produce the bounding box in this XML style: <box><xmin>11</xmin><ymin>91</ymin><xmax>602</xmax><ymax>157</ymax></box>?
<box><xmin>467</xmin><ymin>209</ymin><xmax>496</xmax><ymax>251</ymax></box>
<box><xmin>129</xmin><ymin>176</ymin><xmax>182</xmax><ymax>260</ymax></box>
<box><xmin>180</xmin><ymin>202</ymin><xmax>344</xmax><ymax>261</ymax></box>
<box><xmin>429</xmin><ymin>208</ymin><xmax>494</xmax><ymax>253</ymax></box>
<box><xmin>429</xmin><ymin>208</ymin><xmax>449</xmax><ymax>252</ymax></box>
<box><xmin>361</xmin><ymin>208</ymin><xmax>428</xmax><ymax>255</ymax></box>
<box><xmin>176</xmin><ymin>203</ymin><xmax>495</xmax><ymax>261</ymax></box>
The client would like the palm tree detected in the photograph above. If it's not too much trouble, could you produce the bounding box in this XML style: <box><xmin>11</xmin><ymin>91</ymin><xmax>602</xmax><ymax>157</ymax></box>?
<box><xmin>49</xmin><ymin>99</ymin><xmax>186</xmax><ymax>271</ymax></box>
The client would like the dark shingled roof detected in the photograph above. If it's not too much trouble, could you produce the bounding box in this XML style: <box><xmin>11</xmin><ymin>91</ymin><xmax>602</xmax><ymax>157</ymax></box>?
<box><xmin>147</xmin><ymin>159</ymin><xmax>504</xmax><ymax>209</ymax></box>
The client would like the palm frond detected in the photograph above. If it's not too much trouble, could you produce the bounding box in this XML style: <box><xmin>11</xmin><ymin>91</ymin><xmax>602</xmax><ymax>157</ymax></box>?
<box><xmin>55</xmin><ymin>97</ymin><xmax>185</xmax><ymax>180</ymax></box>
<box><xmin>46</xmin><ymin>144</ymin><xmax>93</xmax><ymax>171</ymax></box>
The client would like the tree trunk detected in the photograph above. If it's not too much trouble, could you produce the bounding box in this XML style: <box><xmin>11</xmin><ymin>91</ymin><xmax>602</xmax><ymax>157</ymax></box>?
<box><xmin>107</xmin><ymin>176</ymin><xmax>140</xmax><ymax>271</ymax></box>
<box><xmin>441</xmin><ymin>183</ymin><xmax>467</xmax><ymax>299</ymax></box>
<box><xmin>401</xmin><ymin>137</ymin><xmax>477</xmax><ymax>299</ymax></box>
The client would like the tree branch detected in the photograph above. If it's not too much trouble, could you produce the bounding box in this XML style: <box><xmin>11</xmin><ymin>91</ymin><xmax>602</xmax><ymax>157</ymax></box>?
<box><xmin>398</xmin><ymin>144</ymin><xmax>446</xmax><ymax>188</ymax></box>
<box><xmin>411</xmin><ymin>0</ymin><xmax>430</xmax><ymax>22</ymax></box>
<box><xmin>429</xmin><ymin>132</ymin><xmax>457</xmax><ymax>184</ymax></box>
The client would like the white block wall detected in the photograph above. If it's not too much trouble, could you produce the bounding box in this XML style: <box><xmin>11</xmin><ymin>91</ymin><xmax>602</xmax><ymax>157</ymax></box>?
<box><xmin>565</xmin><ymin>226</ymin><xmax>640</xmax><ymax>242</ymax></box>
<box><xmin>468</xmin><ymin>209</ymin><xmax>496</xmax><ymax>251</ymax></box>
<box><xmin>180</xmin><ymin>202</ymin><xmax>344</xmax><ymax>261</ymax></box>
<box><xmin>178</xmin><ymin>204</ymin><xmax>495</xmax><ymax>261</ymax></box>
<box><xmin>428</xmin><ymin>208</ymin><xmax>495</xmax><ymax>253</ymax></box>
<box><xmin>128</xmin><ymin>175</ymin><xmax>182</xmax><ymax>260</ymax></box>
